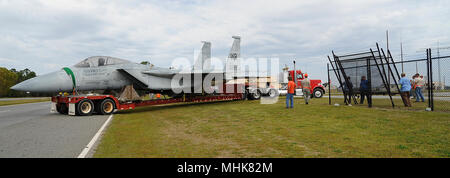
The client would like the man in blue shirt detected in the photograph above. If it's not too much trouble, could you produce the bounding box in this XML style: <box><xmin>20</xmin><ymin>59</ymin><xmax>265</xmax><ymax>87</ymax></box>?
<box><xmin>359</xmin><ymin>76</ymin><xmax>370</xmax><ymax>104</ymax></box>
<box><xmin>398</xmin><ymin>73</ymin><xmax>412</xmax><ymax>107</ymax></box>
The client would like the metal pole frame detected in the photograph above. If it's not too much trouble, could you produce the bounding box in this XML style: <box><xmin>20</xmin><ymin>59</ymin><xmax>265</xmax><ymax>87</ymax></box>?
<box><xmin>366</xmin><ymin>56</ymin><xmax>372</xmax><ymax>108</ymax></box>
<box><xmin>327</xmin><ymin>63</ymin><xmax>331</xmax><ymax>105</ymax></box>
<box><xmin>381</xmin><ymin>48</ymin><xmax>401</xmax><ymax>95</ymax></box>
<box><xmin>333</xmin><ymin>51</ymin><xmax>357</xmax><ymax>105</ymax></box>
<box><xmin>387</xmin><ymin>50</ymin><xmax>401</xmax><ymax>80</ymax></box>
<box><xmin>328</xmin><ymin>56</ymin><xmax>344</xmax><ymax>88</ymax></box>
<box><xmin>370</xmin><ymin>48</ymin><xmax>395</xmax><ymax>108</ymax></box>
<box><xmin>328</xmin><ymin>56</ymin><xmax>344</xmax><ymax>105</ymax></box>
<box><xmin>331</xmin><ymin>55</ymin><xmax>343</xmax><ymax>84</ymax></box>
<box><xmin>376</xmin><ymin>43</ymin><xmax>395</xmax><ymax>108</ymax></box>
<box><xmin>427</xmin><ymin>49</ymin><xmax>432</xmax><ymax>109</ymax></box>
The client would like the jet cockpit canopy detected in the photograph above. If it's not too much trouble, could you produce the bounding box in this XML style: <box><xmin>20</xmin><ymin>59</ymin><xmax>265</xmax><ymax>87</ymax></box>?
<box><xmin>74</xmin><ymin>56</ymin><xmax>131</xmax><ymax>68</ymax></box>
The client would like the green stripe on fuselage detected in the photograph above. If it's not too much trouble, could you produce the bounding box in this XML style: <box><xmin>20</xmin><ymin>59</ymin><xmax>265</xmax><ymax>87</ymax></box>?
<box><xmin>63</xmin><ymin>67</ymin><xmax>76</xmax><ymax>89</ymax></box>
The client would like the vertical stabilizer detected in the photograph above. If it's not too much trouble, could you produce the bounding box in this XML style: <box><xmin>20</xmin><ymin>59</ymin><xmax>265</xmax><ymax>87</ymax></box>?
<box><xmin>229</xmin><ymin>36</ymin><xmax>241</xmax><ymax>58</ymax></box>
<box><xmin>194</xmin><ymin>41</ymin><xmax>211</xmax><ymax>72</ymax></box>
<box><xmin>226</xmin><ymin>36</ymin><xmax>241</xmax><ymax>79</ymax></box>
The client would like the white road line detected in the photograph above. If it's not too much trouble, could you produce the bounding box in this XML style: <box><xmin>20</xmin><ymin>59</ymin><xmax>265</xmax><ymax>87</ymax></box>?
<box><xmin>77</xmin><ymin>114</ymin><xmax>114</xmax><ymax>158</ymax></box>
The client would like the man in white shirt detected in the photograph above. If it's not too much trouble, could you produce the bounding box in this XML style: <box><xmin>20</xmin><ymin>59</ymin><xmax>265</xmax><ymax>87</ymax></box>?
<box><xmin>414</xmin><ymin>75</ymin><xmax>425</xmax><ymax>102</ymax></box>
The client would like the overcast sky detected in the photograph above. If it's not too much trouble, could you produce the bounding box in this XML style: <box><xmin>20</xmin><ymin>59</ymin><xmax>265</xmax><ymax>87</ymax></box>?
<box><xmin>0</xmin><ymin>0</ymin><xmax>449</xmax><ymax>82</ymax></box>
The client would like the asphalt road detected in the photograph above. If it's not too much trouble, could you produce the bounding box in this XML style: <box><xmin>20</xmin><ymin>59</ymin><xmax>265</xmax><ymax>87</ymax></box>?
<box><xmin>0</xmin><ymin>102</ymin><xmax>109</xmax><ymax>158</ymax></box>
<box><xmin>0</xmin><ymin>97</ymin><xmax>48</xmax><ymax>101</ymax></box>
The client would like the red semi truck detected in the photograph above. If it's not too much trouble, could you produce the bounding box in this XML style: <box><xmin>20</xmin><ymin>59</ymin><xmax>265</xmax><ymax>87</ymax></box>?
<box><xmin>288</xmin><ymin>70</ymin><xmax>325</xmax><ymax>98</ymax></box>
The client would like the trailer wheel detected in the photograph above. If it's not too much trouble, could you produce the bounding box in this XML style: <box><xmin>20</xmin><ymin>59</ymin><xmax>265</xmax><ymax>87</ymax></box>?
<box><xmin>56</xmin><ymin>104</ymin><xmax>68</xmax><ymax>114</ymax></box>
<box><xmin>250</xmin><ymin>90</ymin><xmax>261</xmax><ymax>100</ymax></box>
<box><xmin>76</xmin><ymin>99</ymin><xmax>94</xmax><ymax>116</ymax></box>
<box><xmin>97</xmin><ymin>99</ymin><xmax>115</xmax><ymax>115</ymax></box>
<box><xmin>313</xmin><ymin>89</ymin><xmax>323</xmax><ymax>98</ymax></box>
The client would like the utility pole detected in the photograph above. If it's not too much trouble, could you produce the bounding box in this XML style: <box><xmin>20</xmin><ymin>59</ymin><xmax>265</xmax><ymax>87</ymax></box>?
<box><xmin>416</xmin><ymin>62</ymin><xmax>418</xmax><ymax>74</ymax></box>
<box><xmin>400</xmin><ymin>42</ymin><xmax>404</xmax><ymax>73</ymax></box>
<box><xmin>386</xmin><ymin>30</ymin><xmax>390</xmax><ymax>85</ymax></box>
<box><xmin>293</xmin><ymin>59</ymin><xmax>296</xmax><ymax>82</ymax></box>
<box><xmin>386</xmin><ymin>30</ymin><xmax>389</xmax><ymax>51</ymax></box>
<box><xmin>437</xmin><ymin>41</ymin><xmax>441</xmax><ymax>88</ymax></box>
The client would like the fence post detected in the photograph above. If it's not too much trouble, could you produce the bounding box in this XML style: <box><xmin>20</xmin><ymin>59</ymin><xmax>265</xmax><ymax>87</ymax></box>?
<box><xmin>430</xmin><ymin>48</ymin><xmax>434</xmax><ymax>111</ymax></box>
<box><xmin>328</xmin><ymin>63</ymin><xmax>331</xmax><ymax>105</ymax></box>
<box><xmin>427</xmin><ymin>49</ymin><xmax>432</xmax><ymax>110</ymax></box>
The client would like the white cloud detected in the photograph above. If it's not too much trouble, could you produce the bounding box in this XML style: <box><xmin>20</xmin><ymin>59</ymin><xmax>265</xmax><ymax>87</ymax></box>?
<box><xmin>0</xmin><ymin>0</ymin><xmax>448</xmax><ymax>82</ymax></box>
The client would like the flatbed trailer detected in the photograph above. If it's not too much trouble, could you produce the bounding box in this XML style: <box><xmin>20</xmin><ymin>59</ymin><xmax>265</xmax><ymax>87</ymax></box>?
<box><xmin>51</xmin><ymin>84</ymin><xmax>244</xmax><ymax>116</ymax></box>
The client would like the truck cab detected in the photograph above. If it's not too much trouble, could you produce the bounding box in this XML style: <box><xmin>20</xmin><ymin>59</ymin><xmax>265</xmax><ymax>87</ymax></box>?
<box><xmin>288</xmin><ymin>70</ymin><xmax>325</xmax><ymax>98</ymax></box>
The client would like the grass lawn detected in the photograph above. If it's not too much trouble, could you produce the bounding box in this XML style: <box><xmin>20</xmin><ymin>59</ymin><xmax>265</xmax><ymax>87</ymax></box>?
<box><xmin>330</xmin><ymin>96</ymin><xmax>450</xmax><ymax>112</ymax></box>
<box><xmin>0</xmin><ymin>98</ymin><xmax>50</xmax><ymax>106</ymax></box>
<box><xmin>94</xmin><ymin>97</ymin><xmax>450</xmax><ymax>158</ymax></box>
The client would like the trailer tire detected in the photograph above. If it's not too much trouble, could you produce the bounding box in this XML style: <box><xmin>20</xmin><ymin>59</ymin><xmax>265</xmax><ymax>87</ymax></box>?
<box><xmin>76</xmin><ymin>99</ymin><xmax>94</xmax><ymax>116</ymax></box>
<box><xmin>56</xmin><ymin>104</ymin><xmax>68</xmax><ymax>114</ymax></box>
<box><xmin>97</xmin><ymin>99</ymin><xmax>115</xmax><ymax>115</ymax></box>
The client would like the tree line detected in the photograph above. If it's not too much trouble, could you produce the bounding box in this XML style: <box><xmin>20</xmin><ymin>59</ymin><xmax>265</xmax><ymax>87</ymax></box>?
<box><xmin>0</xmin><ymin>67</ymin><xmax>50</xmax><ymax>97</ymax></box>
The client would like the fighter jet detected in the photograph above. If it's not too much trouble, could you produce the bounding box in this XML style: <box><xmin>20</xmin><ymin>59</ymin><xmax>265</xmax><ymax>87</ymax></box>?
<box><xmin>11</xmin><ymin>36</ymin><xmax>241</xmax><ymax>97</ymax></box>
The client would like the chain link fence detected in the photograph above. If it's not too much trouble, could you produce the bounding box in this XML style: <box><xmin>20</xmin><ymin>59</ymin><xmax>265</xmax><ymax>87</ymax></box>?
<box><xmin>430</xmin><ymin>50</ymin><xmax>450</xmax><ymax>112</ymax></box>
<box><xmin>327</xmin><ymin>45</ymin><xmax>450</xmax><ymax>112</ymax></box>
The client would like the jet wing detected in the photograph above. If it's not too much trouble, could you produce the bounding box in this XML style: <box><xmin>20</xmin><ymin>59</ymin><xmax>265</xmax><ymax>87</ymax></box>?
<box><xmin>142</xmin><ymin>69</ymin><xmax>176</xmax><ymax>78</ymax></box>
<box><xmin>116</xmin><ymin>69</ymin><xmax>149</xmax><ymax>89</ymax></box>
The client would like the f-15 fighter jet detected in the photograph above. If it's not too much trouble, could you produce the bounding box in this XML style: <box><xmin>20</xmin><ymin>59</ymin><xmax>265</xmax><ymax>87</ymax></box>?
<box><xmin>11</xmin><ymin>36</ymin><xmax>241</xmax><ymax>97</ymax></box>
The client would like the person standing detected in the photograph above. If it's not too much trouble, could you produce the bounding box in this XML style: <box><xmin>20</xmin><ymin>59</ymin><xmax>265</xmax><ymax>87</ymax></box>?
<box><xmin>342</xmin><ymin>76</ymin><xmax>353</xmax><ymax>105</ymax></box>
<box><xmin>414</xmin><ymin>75</ymin><xmax>425</xmax><ymax>102</ymax></box>
<box><xmin>359</xmin><ymin>76</ymin><xmax>370</xmax><ymax>105</ymax></box>
<box><xmin>286</xmin><ymin>76</ymin><xmax>296</xmax><ymax>108</ymax></box>
<box><xmin>301</xmin><ymin>73</ymin><xmax>311</xmax><ymax>105</ymax></box>
<box><xmin>411</xmin><ymin>74</ymin><xmax>418</xmax><ymax>99</ymax></box>
<box><xmin>399</xmin><ymin>73</ymin><xmax>412</xmax><ymax>107</ymax></box>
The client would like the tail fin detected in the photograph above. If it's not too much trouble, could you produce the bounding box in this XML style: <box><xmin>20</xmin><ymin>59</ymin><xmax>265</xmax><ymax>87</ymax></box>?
<box><xmin>229</xmin><ymin>36</ymin><xmax>240</xmax><ymax>58</ymax></box>
<box><xmin>201</xmin><ymin>41</ymin><xmax>211</xmax><ymax>71</ymax></box>
<box><xmin>194</xmin><ymin>41</ymin><xmax>211</xmax><ymax>72</ymax></box>
<box><xmin>226</xmin><ymin>36</ymin><xmax>241</xmax><ymax>79</ymax></box>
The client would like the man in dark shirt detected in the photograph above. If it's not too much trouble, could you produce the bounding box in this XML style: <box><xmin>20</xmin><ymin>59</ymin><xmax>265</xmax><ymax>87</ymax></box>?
<box><xmin>359</xmin><ymin>76</ymin><xmax>370</xmax><ymax>104</ymax></box>
<box><xmin>342</xmin><ymin>76</ymin><xmax>353</xmax><ymax>105</ymax></box>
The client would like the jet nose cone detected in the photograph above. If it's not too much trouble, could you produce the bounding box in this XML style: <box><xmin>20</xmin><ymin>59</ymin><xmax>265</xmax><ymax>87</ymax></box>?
<box><xmin>10</xmin><ymin>70</ymin><xmax>74</xmax><ymax>93</ymax></box>
<box><xmin>10</xmin><ymin>82</ymin><xmax>26</xmax><ymax>91</ymax></box>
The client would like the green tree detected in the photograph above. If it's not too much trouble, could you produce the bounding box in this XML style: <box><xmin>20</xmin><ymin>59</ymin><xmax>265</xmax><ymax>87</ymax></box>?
<box><xmin>7</xmin><ymin>68</ymin><xmax>38</xmax><ymax>97</ymax></box>
<box><xmin>140</xmin><ymin>61</ymin><xmax>150</xmax><ymax>65</ymax></box>
<box><xmin>16</xmin><ymin>68</ymin><xmax>36</xmax><ymax>82</ymax></box>
<box><xmin>0</xmin><ymin>67</ymin><xmax>18</xmax><ymax>97</ymax></box>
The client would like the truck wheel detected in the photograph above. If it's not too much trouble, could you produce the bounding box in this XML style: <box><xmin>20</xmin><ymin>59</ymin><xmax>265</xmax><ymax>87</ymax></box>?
<box><xmin>97</xmin><ymin>99</ymin><xmax>115</xmax><ymax>115</ymax></box>
<box><xmin>251</xmin><ymin>90</ymin><xmax>261</xmax><ymax>100</ymax></box>
<box><xmin>76</xmin><ymin>99</ymin><xmax>94</xmax><ymax>116</ymax></box>
<box><xmin>268</xmin><ymin>89</ymin><xmax>278</xmax><ymax>98</ymax></box>
<box><xmin>57</xmin><ymin>104</ymin><xmax>68</xmax><ymax>114</ymax></box>
<box><xmin>313</xmin><ymin>89</ymin><xmax>323</xmax><ymax>98</ymax></box>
